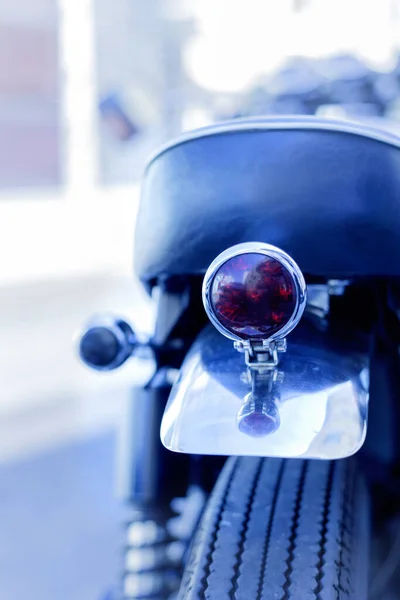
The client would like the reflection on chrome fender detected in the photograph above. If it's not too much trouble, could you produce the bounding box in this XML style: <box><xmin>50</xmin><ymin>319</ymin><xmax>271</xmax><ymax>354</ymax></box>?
<box><xmin>237</xmin><ymin>369</ymin><xmax>282</xmax><ymax>438</ymax></box>
<box><xmin>160</xmin><ymin>321</ymin><xmax>369</xmax><ymax>459</ymax></box>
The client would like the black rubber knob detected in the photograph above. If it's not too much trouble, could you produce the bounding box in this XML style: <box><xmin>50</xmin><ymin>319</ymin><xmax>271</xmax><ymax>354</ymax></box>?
<box><xmin>79</xmin><ymin>318</ymin><xmax>136</xmax><ymax>371</ymax></box>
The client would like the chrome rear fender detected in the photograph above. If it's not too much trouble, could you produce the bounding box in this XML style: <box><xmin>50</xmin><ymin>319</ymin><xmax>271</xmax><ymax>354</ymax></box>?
<box><xmin>161</xmin><ymin>319</ymin><xmax>368</xmax><ymax>459</ymax></box>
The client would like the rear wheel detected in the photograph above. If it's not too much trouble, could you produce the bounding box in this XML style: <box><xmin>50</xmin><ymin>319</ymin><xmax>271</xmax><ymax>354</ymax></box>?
<box><xmin>179</xmin><ymin>457</ymin><xmax>369</xmax><ymax>600</ymax></box>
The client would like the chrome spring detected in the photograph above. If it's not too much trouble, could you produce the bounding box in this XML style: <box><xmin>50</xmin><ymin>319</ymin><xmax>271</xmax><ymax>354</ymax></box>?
<box><xmin>120</xmin><ymin>506</ymin><xmax>184</xmax><ymax>600</ymax></box>
<box><xmin>116</xmin><ymin>488</ymin><xmax>205</xmax><ymax>600</ymax></box>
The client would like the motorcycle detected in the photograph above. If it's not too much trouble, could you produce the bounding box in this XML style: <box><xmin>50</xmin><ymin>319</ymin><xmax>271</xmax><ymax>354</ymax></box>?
<box><xmin>79</xmin><ymin>115</ymin><xmax>400</xmax><ymax>599</ymax></box>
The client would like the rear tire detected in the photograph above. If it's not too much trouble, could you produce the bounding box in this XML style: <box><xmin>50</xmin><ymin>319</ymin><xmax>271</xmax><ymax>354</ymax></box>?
<box><xmin>179</xmin><ymin>457</ymin><xmax>369</xmax><ymax>600</ymax></box>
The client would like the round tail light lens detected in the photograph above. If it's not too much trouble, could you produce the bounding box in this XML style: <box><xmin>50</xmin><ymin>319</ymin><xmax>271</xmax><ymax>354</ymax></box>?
<box><xmin>203</xmin><ymin>243</ymin><xmax>306</xmax><ymax>343</ymax></box>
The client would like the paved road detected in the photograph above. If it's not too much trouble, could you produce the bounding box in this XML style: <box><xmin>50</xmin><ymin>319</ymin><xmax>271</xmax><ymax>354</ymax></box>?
<box><xmin>0</xmin><ymin>432</ymin><xmax>122</xmax><ymax>600</ymax></box>
<box><xmin>0</xmin><ymin>272</ymin><xmax>153</xmax><ymax>462</ymax></box>
<box><xmin>0</xmin><ymin>271</ymin><xmax>155</xmax><ymax>599</ymax></box>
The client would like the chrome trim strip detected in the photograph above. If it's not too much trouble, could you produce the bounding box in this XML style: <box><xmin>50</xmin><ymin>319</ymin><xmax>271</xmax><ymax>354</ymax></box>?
<box><xmin>146</xmin><ymin>116</ymin><xmax>400</xmax><ymax>171</ymax></box>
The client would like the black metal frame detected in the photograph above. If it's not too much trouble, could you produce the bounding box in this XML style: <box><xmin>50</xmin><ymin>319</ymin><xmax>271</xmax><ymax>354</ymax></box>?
<box><xmin>107</xmin><ymin>279</ymin><xmax>222</xmax><ymax>599</ymax></box>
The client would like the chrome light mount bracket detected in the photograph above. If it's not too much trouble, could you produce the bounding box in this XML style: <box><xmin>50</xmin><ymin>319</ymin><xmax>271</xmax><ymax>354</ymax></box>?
<box><xmin>202</xmin><ymin>242</ymin><xmax>307</xmax><ymax>369</ymax></box>
<box><xmin>234</xmin><ymin>338</ymin><xmax>287</xmax><ymax>369</ymax></box>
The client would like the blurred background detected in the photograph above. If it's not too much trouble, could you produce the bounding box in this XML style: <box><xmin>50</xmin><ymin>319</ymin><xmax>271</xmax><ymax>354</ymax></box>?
<box><xmin>1</xmin><ymin>0</ymin><xmax>400</xmax><ymax>598</ymax></box>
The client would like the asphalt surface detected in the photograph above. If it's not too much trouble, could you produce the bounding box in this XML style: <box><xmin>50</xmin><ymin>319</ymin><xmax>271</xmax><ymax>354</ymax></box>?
<box><xmin>0</xmin><ymin>432</ymin><xmax>121</xmax><ymax>600</ymax></box>
<box><xmin>0</xmin><ymin>273</ymin><xmax>150</xmax><ymax>599</ymax></box>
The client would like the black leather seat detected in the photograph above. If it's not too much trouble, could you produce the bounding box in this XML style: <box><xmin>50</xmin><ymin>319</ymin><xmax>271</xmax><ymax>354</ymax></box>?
<box><xmin>135</xmin><ymin>116</ymin><xmax>400</xmax><ymax>288</ymax></box>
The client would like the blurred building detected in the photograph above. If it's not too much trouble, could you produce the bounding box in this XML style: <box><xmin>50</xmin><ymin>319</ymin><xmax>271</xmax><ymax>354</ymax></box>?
<box><xmin>95</xmin><ymin>0</ymin><xmax>197</xmax><ymax>183</ymax></box>
<box><xmin>0</xmin><ymin>0</ymin><xmax>60</xmax><ymax>189</ymax></box>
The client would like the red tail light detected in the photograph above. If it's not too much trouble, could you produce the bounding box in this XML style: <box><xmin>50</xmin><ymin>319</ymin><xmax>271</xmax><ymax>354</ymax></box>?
<box><xmin>203</xmin><ymin>243</ymin><xmax>306</xmax><ymax>344</ymax></box>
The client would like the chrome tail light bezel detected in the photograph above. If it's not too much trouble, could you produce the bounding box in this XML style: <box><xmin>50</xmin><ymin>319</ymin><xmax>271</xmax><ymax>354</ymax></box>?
<box><xmin>202</xmin><ymin>242</ymin><xmax>307</xmax><ymax>345</ymax></box>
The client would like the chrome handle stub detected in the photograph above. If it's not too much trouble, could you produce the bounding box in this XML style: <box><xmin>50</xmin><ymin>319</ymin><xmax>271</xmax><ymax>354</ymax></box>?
<box><xmin>202</xmin><ymin>242</ymin><xmax>307</xmax><ymax>367</ymax></box>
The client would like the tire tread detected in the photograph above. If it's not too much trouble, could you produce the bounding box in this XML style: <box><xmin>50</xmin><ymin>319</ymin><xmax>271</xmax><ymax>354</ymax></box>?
<box><xmin>179</xmin><ymin>457</ymin><xmax>369</xmax><ymax>600</ymax></box>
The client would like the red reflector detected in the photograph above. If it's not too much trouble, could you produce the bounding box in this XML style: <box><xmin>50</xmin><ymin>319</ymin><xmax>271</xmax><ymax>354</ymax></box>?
<box><xmin>238</xmin><ymin>408</ymin><xmax>280</xmax><ymax>437</ymax></box>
